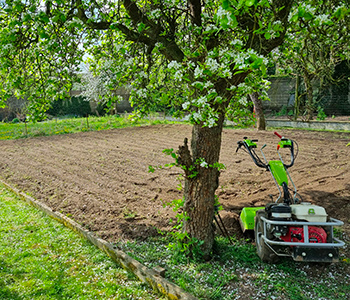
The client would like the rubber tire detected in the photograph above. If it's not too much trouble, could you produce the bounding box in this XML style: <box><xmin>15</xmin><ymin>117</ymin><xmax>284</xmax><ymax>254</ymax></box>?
<box><xmin>255</xmin><ymin>210</ymin><xmax>279</xmax><ymax>263</ymax></box>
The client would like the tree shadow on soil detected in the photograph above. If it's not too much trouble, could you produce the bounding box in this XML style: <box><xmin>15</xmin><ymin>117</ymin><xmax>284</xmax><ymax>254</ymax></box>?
<box><xmin>302</xmin><ymin>187</ymin><xmax>350</xmax><ymax>223</ymax></box>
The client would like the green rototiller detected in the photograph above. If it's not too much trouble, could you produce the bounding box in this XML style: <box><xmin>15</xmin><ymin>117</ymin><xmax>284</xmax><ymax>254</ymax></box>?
<box><xmin>236</xmin><ymin>131</ymin><xmax>344</xmax><ymax>263</ymax></box>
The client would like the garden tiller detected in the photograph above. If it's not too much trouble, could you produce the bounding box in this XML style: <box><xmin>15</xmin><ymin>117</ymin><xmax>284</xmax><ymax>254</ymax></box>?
<box><xmin>236</xmin><ymin>132</ymin><xmax>344</xmax><ymax>263</ymax></box>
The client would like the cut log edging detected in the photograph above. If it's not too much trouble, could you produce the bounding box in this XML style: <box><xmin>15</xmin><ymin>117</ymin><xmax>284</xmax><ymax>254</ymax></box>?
<box><xmin>0</xmin><ymin>179</ymin><xmax>198</xmax><ymax>300</ymax></box>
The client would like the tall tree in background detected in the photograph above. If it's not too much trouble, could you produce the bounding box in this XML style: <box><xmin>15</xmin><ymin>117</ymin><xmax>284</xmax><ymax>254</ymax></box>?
<box><xmin>2</xmin><ymin>0</ymin><xmax>342</xmax><ymax>258</ymax></box>
<box><xmin>250</xmin><ymin>92</ymin><xmax>266</xmax><ymax>130</ymax></box>
<box><xmin>275</xmin><ymin>1</ymin><xmax>350</xmax><ymax>120</ymax></box>
<box><xmin>0</xmin><ymin>0</ymin><xmax>86</xmax><ymax>121</ymax></box>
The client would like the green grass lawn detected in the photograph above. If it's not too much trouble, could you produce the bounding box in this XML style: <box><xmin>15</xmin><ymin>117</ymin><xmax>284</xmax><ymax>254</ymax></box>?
<box><xmin>0</xmin><ymin>185</ymin><xmax>164</xmax><ymax>300</ymax></box>
<box><xmin>0</xmin><ymin>114</ymin><xmax>175</xmax><ymax>140</ymax></box>
<box><xmin>119</xmin><ymin>235</ymin><xmax>350</xmax><ymax>300</ymax></box>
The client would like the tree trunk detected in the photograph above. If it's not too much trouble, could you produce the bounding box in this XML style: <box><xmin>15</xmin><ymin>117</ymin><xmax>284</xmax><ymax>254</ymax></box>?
<box><xmin>303</xmin><ymin>70</ymin><xmax>314</xmax><ymax>120</ymax></box>
<box><xmin>177</xmin><ymin>114</ymin><xmax>225</xmax><ymax>259</ymax></box>
<box><xmin>293</xmin><ymin>75</ymin><xmax>300</xmax><ymax>121</ymax></box>
<box><xmin>249</xmin><ymin>92</ymin><xmax>266</xmax><ymax>130</ymax></box>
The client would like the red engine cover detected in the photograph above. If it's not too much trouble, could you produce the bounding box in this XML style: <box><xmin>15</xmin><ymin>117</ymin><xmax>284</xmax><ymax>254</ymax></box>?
<box><xmin>280</xmin><ymin>226</ymin><xmax>327</xmax><ymax>243</ymax></box>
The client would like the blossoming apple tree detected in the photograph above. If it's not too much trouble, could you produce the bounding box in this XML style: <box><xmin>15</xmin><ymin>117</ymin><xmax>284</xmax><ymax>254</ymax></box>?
<box><xmin>1</xmin><ymin>0</ymin><xmax>341</xmax><ymax>258</ymax></box>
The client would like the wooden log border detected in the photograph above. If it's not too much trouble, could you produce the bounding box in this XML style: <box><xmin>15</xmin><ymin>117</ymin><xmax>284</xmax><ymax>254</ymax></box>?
<box><xmin>0</xmin><ymin>179</ymin><xmax>198</xmax><ymax>300</ymax></box>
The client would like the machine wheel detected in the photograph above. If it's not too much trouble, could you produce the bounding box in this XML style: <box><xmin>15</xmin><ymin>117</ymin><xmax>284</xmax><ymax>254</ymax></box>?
<box><xmin>255</xmin><ymin>210</ymin><xmax>279</xmax><ymax>263</ymax></box>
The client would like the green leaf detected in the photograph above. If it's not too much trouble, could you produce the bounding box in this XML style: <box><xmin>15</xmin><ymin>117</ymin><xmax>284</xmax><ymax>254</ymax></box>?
<box><xmin>203</xmin><ymin>69</ymin><xmax>212</xmax><ymax>76</ymax></box>
<box><xmin>60</xmin><ymin>14</ymin><xmax>67</xmax><ymax>22</ymax></box>
<box><xmin>264</xmin><ymin>32</ymin><xmax>271</xmax><ymax>40</ymax></box>
<box><xmin>52</xmin><ymin>14</ymin><xmax>60</xmax><ymax>23</ymax></box>
<box><xmin>23</xmin><ymin>14</ymin><xmax>32</xmax><ymax>22</ymax></box>
<box><xmin>234</xmin><ymin>70</ymin><xmax>245</xmax><ymax>75</ymax></box>
<box><xmin>222</xmin><ymin>0</ymin><xmax>231</xmax><ymax>10</ymax></box>
<box><xmin>192</xmin><ymin>51</ymin><xmax>200</xmax><ymax>57</ymax></box>
<box><xmin>208</xmin><ymin>91</ymin><xmax>218</xmax><ymax>99</ymax></box>
<box><xmin>333</xmin><ymin>7</ymin><xmax>342</xmax><ymax>19</ymax></box>
<box><xmin>39</xmin><ymin>31</ymin><xmax>50</xmax><ymax>39</ymax></box>
<box><xmin>229</xmin><ymin>13</ymin><xmax>238</xmax><ymax>28</ymax></box>
<box><xmin>245</xmin><ymin>0</ymin><xmax>255</xmax><ymax>7</ymax></box>
<box><xmin>291</xmin><ymin>14</ymin><xmax>299</xmax><ymax>22</ymax></box>
<box><xmin>220</xmin><ymin>15</ymin><xmax>229</xmax><ymax>29</ymax></box>
<box><xmin>250</xmin><ymin>57</ymin><xmax>263</xmax><ymax>69</ymax></box>
<box><xmin>303</xmin><ymin>12</ymin><xmax>313</xmax><ymax>21</ymax></box>
<box><xmin>298</xmin><ymin>7</ymin><xmax>305</xmax><ymax>18</ymax></box>
<box><xmin>222</xmin><ymin>0</ymin><xmax>230</xmax><ymax>10</ymax></box>
<box><xmin>193</xmin><ymin>82</ymin><xmax>204</xmax><ymax>91</ymax></box>
<box><xmin>138</xmin><ymin>23</ymin><xmax>146</xmax><ymax>32</ymax></box>
<box><xmin>14</xmin><ymin>3</ymin><xmax>23</xmax><ymax>12</ymax></box>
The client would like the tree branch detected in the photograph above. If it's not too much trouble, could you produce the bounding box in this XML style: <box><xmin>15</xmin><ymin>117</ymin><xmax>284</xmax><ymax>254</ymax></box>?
<box><xmin>238</xmin><ymin>0</ymin><xmax>293</xmax><ymax>55</ymax></box>
<box><xmin>74</xmin><ymin>0</ymin><xmax>185</xmax><ymax>62</ymax></box>
<box><xmin>75</xmin><ymin>0</ymin><xmax>111</xmax><ymax>29</ymax></box>
<box><xmin>115</xmin><ymin>23</ymin><xmax>154</xmax><ymax>45</ymax></box>
<box><xmin>188</xmin><ymin>0</ymin><xmax>202</xmax><ymax>27</ymax></box>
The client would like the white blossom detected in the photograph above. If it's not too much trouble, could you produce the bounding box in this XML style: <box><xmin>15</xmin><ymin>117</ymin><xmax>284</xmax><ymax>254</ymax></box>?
<box><xmin>124</xmin><ymin>57</ymin><xmax>134</xmax><ymax>67</ymax></box>
<box><xmin>205</xmin><ymin>24</ymin><xmax>219</xmax><ymax>32</ymax></box>
<box><xmin>149</xmin><ymin>9</ymin><xmax>161</xmax><ymax>18</ymax></box>
<box><xmin>216</xmin><ymin>7</ymin><xmax>227</xmax><ymax>19</ymax></box>
<box><xmin>204</xmin><ymin>81</ymin><xmax>213</xmax><ymax>89</ymax></box>
<box><xmin>208</xmin><ymin>50</ymin><xmax>217</xmax><ymax>58</ymax></box>
<box><xmin>194</xmin><ymin>66</ymin><xmax>203</xmax><ymax>78</ymax></box>
<box><xmin>200</xmin><ymin>161</ymin><xmax>208</xmax><ymax>168</ymax></box>
<box><xmin>168</xmin><ymin>60</ymin><xmax>182</xmax><ymax>70</ymax></box>
<box><xmin>182</xmin><ymin>101</ymin><xmax>191</xmax><ymax>110</ymax></box>
<box><xmin>231</xmin><ymin>39</ymin><xmax>243</xmax><ymax>46</ymax></box>
<box><xmin>136</xmin><ymin>88</ymin><xmax>147</xmax><ymax>98</ymax></box>
<box><xmin>272</xmin><ymin>20</ymin><xmax>282</xmax><ymax>27</ymax></box>
<box><xmin>238</xmin><ymin>96</ymin><xmax>248</xmax><ymax>105</ymax></box>
<box><xmin>216</xmin><ymin>7</ymin><xmax>236</xmax><ymax>27</ymax></box>
<box><xmin>138</xmin><ymin>71</ymin><xmax>147</xmax><ymax>78</ymax></box>
<box><xmin>234</xmin><ymin>53</ymin><xmax>248</xmax><ymax>67</ymax></box>
<box><xmin>207</xmin><ymin>88</ymin><xmax>217</xmax><ymax>95</ymax></box>
<box><xmin>183</xmin><ymin>114</ymin><xmax>191</xmax><ymax>121</ymax></box>
<box><xmin>114</xmin><ymin>43</ymin><xmax>124</xmax><ymax>52</ymax></box>
<box><xmin>174</xmin><ymin>70</ymin><xmax>183</xmax><ymax>81</ymax></box>
<box><xmin>237</xmin><ymin>82</ymin><xmax>251</xmax><ymax>93</ymax></box>
<box><xmin>192</xmin><ymin>112</ymin><xmax>202</xmax><ymax>121</ymax></box>
<box><xmin>197</xmin><ymin>96</ymin><xmax>207</xmax><ymax>105</ymax></box>
<box><xmin>315</xmin><ymin>14</ymin><xmax>330</xmax><ymax>24</ymax></box>
<box><xmin>247</xmin><ymin>48</ymin><xmax>257</xmax><ymax>56</ymax></box>
<box><xmin>206</xmin><ymin>58</ymin><xmax>220</xmax><ymax>72</ymax></box>
<box><xmin>163</xmin><ymin>0</ymin><xmax>177</xmax><ymax>7</ymax></box>
<box><xmin>304</xmin><ymin>4</ymin><xmax>316</xmax><ymax>14</ymax></box>
<box><xmin>205</xmin><ymin>118</ymin><xmax>216</xmax><ymax>127</ymax></box>
<box><xmin>222</xmin><ymin>68</ymin><xmax>232</xmax><ymax>78</ymax></box>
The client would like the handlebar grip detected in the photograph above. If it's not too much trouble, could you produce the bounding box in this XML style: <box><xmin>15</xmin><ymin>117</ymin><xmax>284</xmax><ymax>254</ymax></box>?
<box><xmin>274</xmin><ymin>131</ymin><xmax>282</xmax><ymax>139</ymax></box>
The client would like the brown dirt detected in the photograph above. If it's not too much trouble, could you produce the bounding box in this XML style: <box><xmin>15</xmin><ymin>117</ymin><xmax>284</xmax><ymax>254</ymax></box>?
<box><xmin>0</xmin><ymin>124</ymin><xmax>349</xmax><ymax>252</ymax></box>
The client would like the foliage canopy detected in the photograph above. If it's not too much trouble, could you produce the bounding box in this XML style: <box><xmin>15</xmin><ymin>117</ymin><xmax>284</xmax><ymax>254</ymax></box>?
<box><xmin>1</xmin><ymin>0</ymin><xmax>349</xmax><ymax>257</ymax></box>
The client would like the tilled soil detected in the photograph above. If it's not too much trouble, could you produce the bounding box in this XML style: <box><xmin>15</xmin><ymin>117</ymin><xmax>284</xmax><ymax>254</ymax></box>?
<box><xmin>0</xmin><ymin>124</ymin><xmax>349</xmax><ymax>253</ymax></box>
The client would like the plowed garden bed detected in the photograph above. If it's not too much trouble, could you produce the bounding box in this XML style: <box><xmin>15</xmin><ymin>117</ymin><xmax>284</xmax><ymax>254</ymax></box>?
<box><xmin>0</xmin><ymin>124</ymin><xmax>349</xmax><ymax>253</ymax></box>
